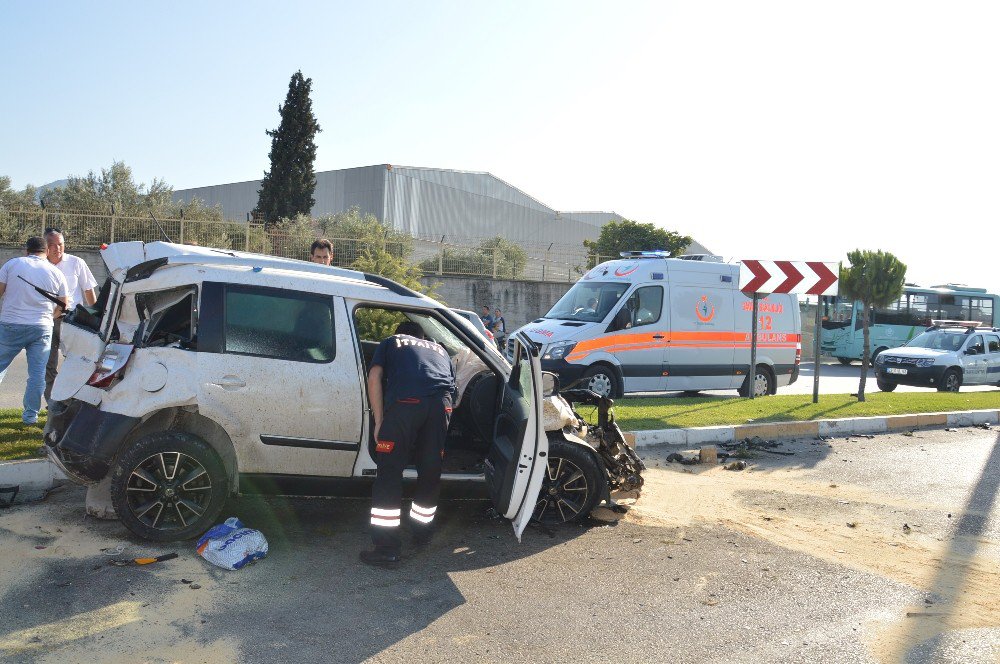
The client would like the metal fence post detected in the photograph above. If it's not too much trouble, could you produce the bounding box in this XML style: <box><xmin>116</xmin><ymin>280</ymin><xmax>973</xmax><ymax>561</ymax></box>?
<box><xmin>179</xmin><ymin>219</ymin><xmax>185</xmax><ymax>245</ymax></box>
<box><xmin>245</xmin><ymin>213</ymin><xmax>251</xmax><ymax>252</ymax></box>
<box><xmin>438</xmin><ymin>235</ymin><xmax>444</xmax><ymax>275</ymax></box>
<box><xmin>110</xmin><ymin>207</ymin><xmax>116</xmax><ymax>243</ymax></box>
<box><xmin>40</xmin><ymin>209</ymin><xmax>46</xmax><ymax>236</ymax></box>
<box><xmin>492</xmin><ymin>248</ymin><xmax>498</xmax><ymax>279</ymax></box>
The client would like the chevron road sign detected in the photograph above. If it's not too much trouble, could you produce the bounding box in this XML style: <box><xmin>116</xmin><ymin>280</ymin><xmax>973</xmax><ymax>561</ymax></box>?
<box><xmin>739</xmin><ymin>260</ymin><xmax>839</xmax><ymax>296</ymax></box>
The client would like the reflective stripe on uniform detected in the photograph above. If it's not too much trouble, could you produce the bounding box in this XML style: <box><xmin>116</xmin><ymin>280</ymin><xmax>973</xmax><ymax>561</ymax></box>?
<box><xmin>409</xmin><ymin>502</ymin><xmax>436</xmax><ymax>524</ymax></box>
<box><xmin>371</xmin><ymin>507</ymin><xmax>401</xmax><ymax>527</ymax></box>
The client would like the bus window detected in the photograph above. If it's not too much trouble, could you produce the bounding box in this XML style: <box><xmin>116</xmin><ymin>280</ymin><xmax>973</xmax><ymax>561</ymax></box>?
<box><xmin>970</xmin><ymin>298</ymin><xmax>994</xmax><ymax>326</ymax></box>
<box><xmin>873</xmin><ymin>295</ymin><xmax>910</xmax><ymax>326</ymax></box>
<box><xmin>909</xmin><ymin>294</ymin><xmax>936</xmax><ymax>327</ymax></box>
<box><xmin>938</xmin><ymin>295</ymin><xmax>969</xmax><ymax>321</ymax></box>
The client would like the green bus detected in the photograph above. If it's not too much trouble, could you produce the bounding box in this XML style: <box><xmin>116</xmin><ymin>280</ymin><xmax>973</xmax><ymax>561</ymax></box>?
<box><xmin>819</xmin><ymin>284</ymin><xmax>999</xmax><ymax>364</ymax></box>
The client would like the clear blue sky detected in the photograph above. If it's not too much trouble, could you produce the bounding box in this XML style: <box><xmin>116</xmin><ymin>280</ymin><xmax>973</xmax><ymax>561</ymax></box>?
<box><xmin>3</xmin><ymin>1</ymin><xmax>998</xmax><ymax>293</ymax></box>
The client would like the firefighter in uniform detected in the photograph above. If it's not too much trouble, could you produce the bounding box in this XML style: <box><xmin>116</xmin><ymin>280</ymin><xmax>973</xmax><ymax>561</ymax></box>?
<box><xmin>360</xmin><ymin>320</ymin><xmax>457</xmax><ymax>568</ymax></box>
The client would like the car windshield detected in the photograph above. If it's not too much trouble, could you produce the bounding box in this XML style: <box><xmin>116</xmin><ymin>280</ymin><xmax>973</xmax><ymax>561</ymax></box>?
<box><xmin>905</xmin><ymin>330</ymin><xmax>968</xmax><ymax>351</ymax></box>
<box><xmin>545</xmin><ymin>282</ymin><xmax>630</xmax><ymax>322</ymax></box>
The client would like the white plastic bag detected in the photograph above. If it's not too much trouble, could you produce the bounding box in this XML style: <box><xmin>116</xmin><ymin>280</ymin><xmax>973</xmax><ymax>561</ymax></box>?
<box><xmin>196</xmin><ymin>517</ymin><xmax>268</xmax><ymax>570</ymax></box>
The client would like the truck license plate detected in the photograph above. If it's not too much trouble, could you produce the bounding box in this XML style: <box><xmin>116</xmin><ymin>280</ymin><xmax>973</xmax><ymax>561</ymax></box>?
<box><xmin>886</xmin><ymin>367</ymin><xmax>908</xmax><ymax>375</ymax></box>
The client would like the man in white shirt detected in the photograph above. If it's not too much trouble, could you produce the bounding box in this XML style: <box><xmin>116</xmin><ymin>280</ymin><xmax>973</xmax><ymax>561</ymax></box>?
<box><xmin>0</xmin><ymin>237</ymin><xmax>69</xmax><ymax>424</ymax></box>
<box><xmin>43</xmin><ymin>228</ymin><xmax>98</xmax><ymax>402</ymax></box>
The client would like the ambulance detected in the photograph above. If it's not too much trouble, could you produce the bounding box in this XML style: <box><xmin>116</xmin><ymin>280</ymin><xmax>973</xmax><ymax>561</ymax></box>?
<box><xmin>509</xmin><ymin>252</ymin><xmax>802</xmax><ymax>397</ymax></box>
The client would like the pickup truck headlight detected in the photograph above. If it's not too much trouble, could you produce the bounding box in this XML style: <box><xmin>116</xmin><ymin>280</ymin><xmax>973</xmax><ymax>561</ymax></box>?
<box><xmin>875</xmin><ymin>353</ymin><xmax>886</xmax><ymax>364</ymax></box>
<box><xmin>542</xmin><ymin>340</ymin><xmax>576</xmax><ymax>361</ymax></box>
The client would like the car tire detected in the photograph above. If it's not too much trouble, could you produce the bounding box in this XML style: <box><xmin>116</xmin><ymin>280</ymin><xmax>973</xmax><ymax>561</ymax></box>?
<box><xmin>876</xmin><ymin>379</ymin><xmax>897</xmax><ymax>392</ymax></box>
<box><xmin>533</xmin><ymin>439</ymin><xmax>606</xmax><ymax>526</ymax></box>
<box><xmin>582</xmin><ymin>364</ymin><xmax>620</xmax><ymax>398</ymax></box>
<box><xmin>837</xmin><ymin>357</ymin><xmax>853</xmax><ymax>366</ymax></box>
<box><xmin>110</xmin><ymin>431</ymin><xmax>229</xmax><ymax>542</ymax></box>
<box><xmin>739</xmin><ymin>365</ymin><xmax>774</xmax><ymax>397</ymax></box>
<box><xmin>938</xmin><ymin>368</ymin><xmax>962</xmax><ymax>393</ymax></box>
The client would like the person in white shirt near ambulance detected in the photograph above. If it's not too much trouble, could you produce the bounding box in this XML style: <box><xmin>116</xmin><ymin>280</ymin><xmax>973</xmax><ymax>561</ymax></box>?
<box><xmin>509</xmin><ymin>252</ymin><xmax>802</xmax><ymax>398</ymax></box>
<box><xmin>44</xmin><ymin>228</ymin><xmax>98</xmax><ymax>403</ymax></box>
<box><xmin>0</xmin><ymin>236</ymin><xmax>69</xmax><ymax>424</ymax></box>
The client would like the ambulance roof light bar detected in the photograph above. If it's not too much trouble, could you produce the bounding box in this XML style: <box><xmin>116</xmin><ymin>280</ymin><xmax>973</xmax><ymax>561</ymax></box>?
<box><xmin>619</xmin><ymin>251</ymin><xmax>673</xmax><ymax>259</ymax></box>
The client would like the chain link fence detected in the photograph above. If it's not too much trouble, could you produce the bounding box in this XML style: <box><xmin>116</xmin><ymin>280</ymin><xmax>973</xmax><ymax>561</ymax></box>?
<box><xmin>0</xmin><ymin>209</ymin><xmax>605</xmax><ymax>282</ymax></box>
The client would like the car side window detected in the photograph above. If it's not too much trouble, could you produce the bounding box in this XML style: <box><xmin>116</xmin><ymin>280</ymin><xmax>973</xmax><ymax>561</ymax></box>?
<box><xmin>966</xmin><ymin>335</ymin><xmax>985</xmax><ymax>355</ymax></box>
<box><xmin>223</xmin><ymin>286</ymin><xmax>335</xmax><ymax>363</ymax></box>
<box><xmin>628</xmin><ymin>286</ymin><xmax>664</xmax><ymax>328</ymax></box>
<box><xmin>988</xmin><ymin>335</ymin><xmax>1000</xmax><ymax>353</ymax></box>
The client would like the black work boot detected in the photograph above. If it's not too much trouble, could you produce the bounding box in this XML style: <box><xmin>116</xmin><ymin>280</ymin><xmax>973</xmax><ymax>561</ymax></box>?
<box><xmin>359</xmin><ymin>548</ymin><xmax>401</xmax><ymax>569</ymax></box>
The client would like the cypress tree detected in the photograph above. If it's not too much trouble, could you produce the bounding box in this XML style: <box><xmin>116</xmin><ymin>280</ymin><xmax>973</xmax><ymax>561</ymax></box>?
<box><xmin>255</xmin><ymin>71</ymin><xmax>321</xmax><ymax>225</ymax></box>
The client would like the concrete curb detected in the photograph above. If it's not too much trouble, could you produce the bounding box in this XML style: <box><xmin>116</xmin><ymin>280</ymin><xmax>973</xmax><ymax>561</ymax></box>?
<box><xmin>626</xmin><ymin>408</ymin><xmax>1000</xmax><ymax>449</ymax></box>
<box><xmin>0</xmin><ymin>458</ymin><xmax>67</xmax><ymax>504</ymax></box>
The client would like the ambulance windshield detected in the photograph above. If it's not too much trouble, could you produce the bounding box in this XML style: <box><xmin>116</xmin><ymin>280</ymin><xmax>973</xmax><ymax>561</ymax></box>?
<box><xmin>545</xmin><ymin>282</ymin><xmax>630</xmax><ymax>322</ymax></box>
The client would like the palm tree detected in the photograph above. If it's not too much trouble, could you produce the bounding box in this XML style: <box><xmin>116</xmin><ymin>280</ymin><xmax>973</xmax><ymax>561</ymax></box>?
<box><xmin>839</xmin><ymin>250</ymin><xmax>907</xmax><ymax>401</ymax></box>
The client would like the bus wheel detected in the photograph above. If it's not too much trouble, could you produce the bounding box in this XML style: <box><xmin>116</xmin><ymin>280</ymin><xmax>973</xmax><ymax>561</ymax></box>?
<box><xmin>876</xmin><ymin>379</ymin><xmax>897</xmax><ymax>392</ymax></box>
<box><xmin>938</xmin><ymin>368</ymin><xmax>962</xmax><ymax>392</ymax></box>
<box><xmin>837</xmin><ymin>357</ymin><xmax>853</xmax><ymax>366</ymax></box>
<box><xmin>739</xmin><ymin>365</ymin><xmax>774</xmax><ymax>398</ymax></box>
<box><xmin>582</xmin><ymin>365</ymin><xmax>620</xmax><ymax>398</ymax></box>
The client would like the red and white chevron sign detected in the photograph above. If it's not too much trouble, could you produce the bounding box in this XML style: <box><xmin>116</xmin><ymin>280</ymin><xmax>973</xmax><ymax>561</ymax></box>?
<box><xmin>739</xmin><ymin>260</ymin><xmax>839</xmax><ymax>295</ymax></box>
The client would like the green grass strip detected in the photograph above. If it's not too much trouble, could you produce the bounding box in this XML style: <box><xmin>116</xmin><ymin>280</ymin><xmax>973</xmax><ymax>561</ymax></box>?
<box><xmin>612</xmin><ymin>391</ymin><xmax>1000</xmax><ymax>431</ymax></box>
<box><xmin>0</xmin><ymin>409</ymin><xmax>47</xmax><ymax>462</ymax></box>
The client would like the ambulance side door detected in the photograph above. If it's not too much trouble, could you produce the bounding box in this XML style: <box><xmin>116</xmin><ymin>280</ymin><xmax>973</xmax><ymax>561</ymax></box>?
<box><xmin>666</xmin><ymin>285</ymin><xmax>736</xmax><ymax>391</ymax></box>
<box><xmin>605</xmin><ymin>284</ymin><xmax>668</xmax><ymax>392</ymax></box>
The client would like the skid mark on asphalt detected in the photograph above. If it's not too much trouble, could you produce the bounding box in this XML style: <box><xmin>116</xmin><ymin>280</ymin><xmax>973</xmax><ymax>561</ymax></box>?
<box><xmin>628</xmin><ymin>443</ymin><xmax>1000</xmax><ymax>663</ymax></box>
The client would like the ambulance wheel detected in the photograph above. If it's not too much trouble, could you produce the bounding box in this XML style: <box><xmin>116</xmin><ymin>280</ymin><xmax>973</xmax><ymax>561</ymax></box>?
<box><xmin>837</xmin><ymin>357</ymin><xmax>853</xmax><ymax>366</ymax></box>
<box><xmin>739</xmin><ymin>365</ymin><xmax>774</xmax><ymax>397</ymax></box>
<box><xmin>582</xmin><ymin>365</ymin><xmax>620</xmax><ymax>398</ymax></box>
<box><xmin>876</xmin><ymin>379</ymin><xmax>897</xmax><ymax>392</ymax></box>
<box><xmin>110</xmin><ymin>431</ymin><xmax>229</xmax><ymax>542</ymax></box>
<box><xmin>938</xmin><ymin>368</ymin><xmax>962</xmax><ymax>393</ymax></box>
<box><xmin>533</xmin><ymin>440</ymin><xmax>605</xmax><ymax>526</ymax></box>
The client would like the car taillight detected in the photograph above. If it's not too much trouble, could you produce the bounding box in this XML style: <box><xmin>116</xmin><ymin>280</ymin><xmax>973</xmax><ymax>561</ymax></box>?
<box><xmin>88</xmin><ymin>343</ymin><xmax>134</xmax><ymax>389</ymax></box>
<box><xmin>795</xmin><ymin>343</ymin><xmax>802</xmax><ymax>365</ymax></box>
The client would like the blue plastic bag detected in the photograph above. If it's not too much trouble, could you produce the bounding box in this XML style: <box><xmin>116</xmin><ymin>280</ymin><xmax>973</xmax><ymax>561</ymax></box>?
<box><xmin>196</xmin><ymin>517</ymin><xmax>268</xmax><ymax>570</ymax></box>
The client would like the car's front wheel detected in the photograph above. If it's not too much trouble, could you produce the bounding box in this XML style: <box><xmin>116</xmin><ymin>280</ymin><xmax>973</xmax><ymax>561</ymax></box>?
<box><xmin>938</xmin><ymin>368</ymin><xmax>962</xmax><ymax>393</ymax></box>
<box><xmin>110</xmin><ymin>431</ymin><xmax>229</xmax><ymax>542</ymax></box>
<box><xmin>876</xmin><ymin>379</ymin><xmax>897</xmax><ymax>392</ymax></box>
<box><xmin>739</xmin><ymin>365</ymin><xmax>774</xmax><ymax>397</ymax></box>
<box><xmin>533</xmin><ymin>440</ymin><xmax>606</xmax><ymax>526</ymax></box>
<box><xmin>582</xmin><ymin>364</ymin><xmax>620</xmax><ymax>398</ymax></box>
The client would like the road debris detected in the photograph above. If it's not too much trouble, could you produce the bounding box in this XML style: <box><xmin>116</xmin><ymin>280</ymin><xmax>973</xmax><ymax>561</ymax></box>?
<box><xmin>110</xmin><ymin>552</ymin><xmax>178</xmax><ymax>567</ymax></box>
<box><xmin>722</xmin><ymin>436</ymin><xmax>795</xmax><ymax>457</ymax></box>
<box><xmin>846</xmin><ymin>522</ymin><xmax>857</xmax><ymax>528</ymax></box>
<box><xmin>699</xmin><ymin>446</ymin><xmax>718</xmax><ymax>464</ymax></box>
<box><xmin>189</xmin><ymin>583</ymin><xmax>202</xmax><ymax>590</ymax></box>
<box><xmin>665</xmin><ymin>452</ymin><xmax>699</xmax><ymax>465</ymax></box>
<box><xmin>724</xmin><ymin>461</ymin><xmax>747</xmax><ymax>471</ymax></box>
<box><xmin>196</xmin><ymin>518</ymin><xmax>269</xmax><ymax>571</ymax></box>
<box><xmin>0</xmin><ymin>484</ymin><xmax>19</xmax><ymax>508</ymax></box>
<box><xmin>945</xmin><ymin>428</ymin><xmax>959</xmax><ymax>432</ymax></box>
<box><xmin>903</xmin><ymin>524</ymin><xmax>912</xmax><ymax>534</ymax></box>
<box><xmin>976</xmin><ymin>422</ymin><xmax>993</xmax><ymax>430</ymax></box>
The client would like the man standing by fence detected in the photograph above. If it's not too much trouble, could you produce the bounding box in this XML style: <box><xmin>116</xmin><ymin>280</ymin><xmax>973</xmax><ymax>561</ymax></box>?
<box><xmin>310</xmin><ymin>239</ymin><xmax>334</xmax><ymax>266</ymax></box>
<box><xmin>0</xmin><ymin>237</ymin><xmax>68</xmax><ymax>424</ymax></box>
<box><xmin>43</xmin><ymin>228</ymin><xmax>97</xmax><ymax>403</ymax></box>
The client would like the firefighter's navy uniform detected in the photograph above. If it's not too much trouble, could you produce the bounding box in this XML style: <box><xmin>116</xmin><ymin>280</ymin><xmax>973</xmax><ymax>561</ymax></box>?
<box><xmin>368</xmin><ymin>332</ymin><xmax>456</xmax><ymax>557</ymax></box>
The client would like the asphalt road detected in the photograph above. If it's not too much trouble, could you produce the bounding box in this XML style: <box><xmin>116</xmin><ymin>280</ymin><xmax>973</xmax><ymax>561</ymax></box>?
<box><xmin>2</xmin><ymin>356</ymin><xmax>995</xmax><ymax>414</ymax></box>
<box><xmin>1</xmin><ymin>427</ymin><xmax>998</xmax><ymax>662</ymax></box>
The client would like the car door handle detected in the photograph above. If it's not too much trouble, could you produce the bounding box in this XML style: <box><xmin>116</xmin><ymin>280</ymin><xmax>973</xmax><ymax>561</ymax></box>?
<box><xmin>212</xmin><ymin>375</ymin><xmax>246</xmax><ymax>390</ymax></box>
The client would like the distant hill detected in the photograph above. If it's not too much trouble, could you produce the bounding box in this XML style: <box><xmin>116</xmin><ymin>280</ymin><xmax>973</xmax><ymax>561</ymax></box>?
<box><xmin>35</xmin><ymin>179</ymin><xmax>69</xmax><ymax>201</ymax></box>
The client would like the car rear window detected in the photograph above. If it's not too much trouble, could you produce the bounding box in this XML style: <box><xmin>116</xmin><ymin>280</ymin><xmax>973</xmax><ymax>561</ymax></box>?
<box><xmin>223</xmin><ymin>286</ymin><xmax>335</xmax><ymax>363</ymax></box>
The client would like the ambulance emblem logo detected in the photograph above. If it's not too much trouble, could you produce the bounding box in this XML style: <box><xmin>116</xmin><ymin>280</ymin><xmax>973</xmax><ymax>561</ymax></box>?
<box><xmin>695</xmin><ymin>295</ymin><xmax>716</xmax><ymax>323</ymax></box>
<box><xmin>614</xmin><ymin>263</ymin><xmax>639</xmax><ymax>277</ymax></box>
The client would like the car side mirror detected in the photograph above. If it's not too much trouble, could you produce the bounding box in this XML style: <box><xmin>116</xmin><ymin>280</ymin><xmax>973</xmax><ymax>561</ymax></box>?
<box><xmin>966</xmin><ymin>348</ymin><xmax>978</xmax><ymax>355</ymax></box>
<box><xmin>541</xmin><ymin>372</ymin><xmax>559</xmax><ymax>397</ymax></box>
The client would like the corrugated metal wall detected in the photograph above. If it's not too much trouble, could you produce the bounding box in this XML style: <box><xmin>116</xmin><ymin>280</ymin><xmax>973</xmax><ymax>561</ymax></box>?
<box><xmin>172</xmin><ymin>164</ymin><xmax>661</xmax><ymax>253</ymax></box>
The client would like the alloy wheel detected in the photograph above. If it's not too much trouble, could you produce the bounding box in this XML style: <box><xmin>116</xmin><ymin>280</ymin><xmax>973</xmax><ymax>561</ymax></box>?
<box><xmin>586</xmin><ymin>373</ymin><xmax>613</xmax><ymax>397</ymax></box>
<box><xmin>124</xmin><ymin>452</ymin><xmax>213</xmax><ymax>531</ymax></box>
<box><xmin>753</xmin><ymin>372</ymin><xmax>769</xmax><ymax>397</ymax></box>
<box><xmin>534</xmin><ymin>456</ymin><xmax>590</xmax><ymax>524</ymax></box>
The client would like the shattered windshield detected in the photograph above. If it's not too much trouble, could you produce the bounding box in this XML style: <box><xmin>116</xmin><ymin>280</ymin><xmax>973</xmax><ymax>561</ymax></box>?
<box><xmin>905</xmin><ymin>330</ymin><xmax>968</xmax><ymax>351</ymax></box>
<box><xmin>545</xmin><ymin>282</ymin><xmax>630</xmax><ymax>322</ymax></box>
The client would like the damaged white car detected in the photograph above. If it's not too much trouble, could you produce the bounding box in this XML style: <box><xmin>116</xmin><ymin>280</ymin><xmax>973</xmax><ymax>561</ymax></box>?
<box><xmin>45</xmin><ymin>242</ymin><xmax>644</xmax><ymax>542</ymax></box>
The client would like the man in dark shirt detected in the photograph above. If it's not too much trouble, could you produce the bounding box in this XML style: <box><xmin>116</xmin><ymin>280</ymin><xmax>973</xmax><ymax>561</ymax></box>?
<box><xmin>361</xmin><ymin>320</ymin><xmax>457</xmax><ymax>568</ymax></box>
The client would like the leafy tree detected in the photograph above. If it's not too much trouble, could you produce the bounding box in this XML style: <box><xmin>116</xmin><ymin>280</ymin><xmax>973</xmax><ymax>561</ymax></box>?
<box><xmin>255</xmin><ymin>71</ymin><xmax>321</xmax><ymax>226</ymax></box>
<box><xmin>42</xmin><ymin>161</ymin><xmax>174</xmax><ymax>214</ymax></box>
<box><xmin>0</xmin><ymin>176</ymin><xmax>39</xmax><ymax>210</ymax></box>
<box><xmin>839</xmin><ymin>249</ymin><xmax>907</xmax><ymax>401</ymax></box>
<box><xmin>583</xmin><ymin>219</ymin><xmax>692</xmax><ymax>266</ymax></box>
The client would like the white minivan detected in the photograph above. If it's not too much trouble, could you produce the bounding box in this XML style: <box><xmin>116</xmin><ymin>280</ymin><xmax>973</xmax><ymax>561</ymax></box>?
<box><xmin>509</xmin><ymin>253</ymin><xmax>802</xmax><ymax>397</ymax></box>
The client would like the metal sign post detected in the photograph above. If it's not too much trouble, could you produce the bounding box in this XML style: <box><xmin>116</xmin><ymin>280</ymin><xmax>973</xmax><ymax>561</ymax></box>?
<box><xmin>812</xmin><ymin>297</ymin><xmax>822</xmax><ymax>403</ymax></box>
<box><xmin>749</xmin><ymin>292</ymin><xmax>760</xmax><ymax>399</ymax></box>
<box><xmin>739</xmin><ymin>260</ymin><xmax>839</xmax><ymax>401</ymax></box>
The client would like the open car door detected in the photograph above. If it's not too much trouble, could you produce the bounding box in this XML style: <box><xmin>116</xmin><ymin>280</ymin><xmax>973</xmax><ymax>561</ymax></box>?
<box><xmin>484</xmin><ymin>332</ymin><xmax>547</xmax><ymax>541</ymax></box>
